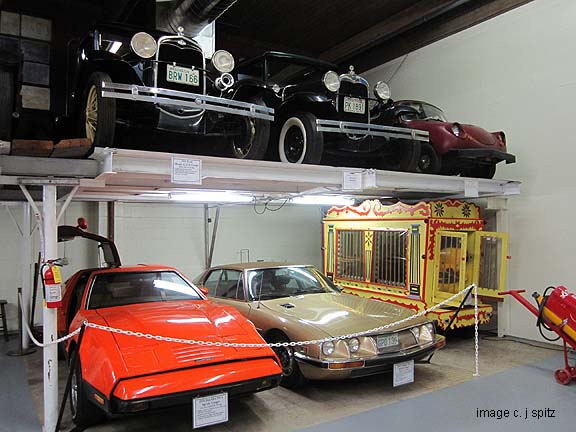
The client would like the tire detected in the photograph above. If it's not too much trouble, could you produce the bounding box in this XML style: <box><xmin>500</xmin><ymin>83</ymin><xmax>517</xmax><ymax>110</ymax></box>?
<box><xmin>416</xmin><ymin>143</ymin><xmax>441</xmax><ymax>174</ymax></box>
<box><xmin>70</xmin><ymin>356</ymin><xmax>105</xmax><ymax>428</ymax></box>
<box><xmin>228</xmin><ymin>96</ymin><xmax>270</xmax><ymax>160</ymax></box>
<box><xmin>379</xmin><ymin>139</ymin><xmax>421</xmax><ymax>172</ymax></box>
<box><xmin>462</xmin><ymin>164</ymin><xmax>497</xmax><ymax>179</ymax></box>
<box><xmin>79</xmin><ymin>72</ymin><xmax>116</xmax><ymax>153</ymax></box>
<box><xmin>278</xmin><ymin>112</ymin><xmax>323</xmax><ymax>164</ymax></box>
<box><xmin>266</xmin><ymin>333</ymin><xmax>307</xmax><ymax>389</ymax></box>
<box><xmin>0</xmin><ymin>67</ymin><xmax>15</xmax><ymax>141</ymax></box>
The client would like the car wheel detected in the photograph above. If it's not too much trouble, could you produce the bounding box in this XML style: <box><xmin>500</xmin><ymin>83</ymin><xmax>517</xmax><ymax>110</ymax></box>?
<box><xmin>70</xmin><ymin>356</ymin><xmax>105</xmax><ymax>428</ymax></box>
<box><xmin>278</xmin><ymin>112</ymin><xmax>323</xmax><ymax>164</ymax></box>
<box><xmin>228</xmin><ymin>96</ymin><xmax>270</xmax><ymax>160</ymax></box>
<box><xmin>0</xmin><ymin>67</ymin><xmax>15</xmax><ymax>141</ymax></box>
<box><xmin>379</xmin><ymin>139</ymin><xmax>421</xmax><ymax>172</ymax></box>
<box><xmin>80</xmin><ymin>72</ymin><xmax>116</xmax><ymax>154</ymax></box>
<box><xmin>462</xmin><ymin>164</ymin><xmax>497</xmax><ymax>179</ymax></box>
<box><xmin>266</xmin><ymin>333</ymin><xmax>307</xmax><ymax>389</ymax></box>
<box><xmin>416</xmin><ymin>143</ymin><xmax>441</xmax><ymax>174</ymax></box>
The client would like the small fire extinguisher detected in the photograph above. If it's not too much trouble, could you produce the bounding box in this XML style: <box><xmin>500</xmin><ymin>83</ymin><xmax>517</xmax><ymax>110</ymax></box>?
<box><xmin>43</xmin><ymin>263</ymin><xmax>62</xmax><ymax>308</ymax></box>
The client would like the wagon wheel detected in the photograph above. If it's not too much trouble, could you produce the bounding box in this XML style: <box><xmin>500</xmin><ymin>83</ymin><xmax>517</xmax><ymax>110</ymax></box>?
<box><xmin>80</xmin><ymin>72</ymin><xmax>116</xmax><ymax>154</ymax></box>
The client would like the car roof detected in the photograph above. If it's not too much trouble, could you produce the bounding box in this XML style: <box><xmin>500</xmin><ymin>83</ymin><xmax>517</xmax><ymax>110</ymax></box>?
<box><xmin>209</xmin><ymin>262</ymin><xmax>311</xmax><ymax>271</ymax></box>
<box><xmin>237</xmin><ymin>51</ymin><xmax>337</xmax><ymax>71</ymax></box>
<box><xmin>396</xmin><ymin>100</ymin><xmax>444</xmax><ymax>111</ymax></box>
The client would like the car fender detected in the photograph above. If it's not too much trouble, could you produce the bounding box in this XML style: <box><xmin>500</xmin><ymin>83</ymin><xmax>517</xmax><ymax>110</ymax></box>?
<box><xmin>276</xmin><ymin>95</ymin><xmax>335</xmax><ymax>121</ymax></box>
<box><xmin>229</xmin><ymin>79</ymin><xmax>269</xmax><ymax>101</ymax></box>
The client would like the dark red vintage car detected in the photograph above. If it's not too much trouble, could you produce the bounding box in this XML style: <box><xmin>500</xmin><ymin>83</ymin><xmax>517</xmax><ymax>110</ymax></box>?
<box><xmin>380</xmin><ymin>100</ymin><xmax>515</xmax><ymax>178</ymax></box>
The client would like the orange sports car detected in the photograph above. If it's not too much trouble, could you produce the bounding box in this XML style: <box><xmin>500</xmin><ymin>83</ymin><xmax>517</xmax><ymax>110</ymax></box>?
<box><xmin>57</xmin><ymin>226</ymin><xmax>282</xmax><ymax>428</ymax></box>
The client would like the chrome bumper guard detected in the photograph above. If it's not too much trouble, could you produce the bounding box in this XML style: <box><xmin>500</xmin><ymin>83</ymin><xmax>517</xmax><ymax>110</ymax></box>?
<box><xmin>316</xmin><ymin>119</ymin><xmax>429</xmax><ymax>142</ymax></box>
<box><xmin>101</xmin><ymin>82</ymin><xmax>274</xmax><ymax>121</ymax></box>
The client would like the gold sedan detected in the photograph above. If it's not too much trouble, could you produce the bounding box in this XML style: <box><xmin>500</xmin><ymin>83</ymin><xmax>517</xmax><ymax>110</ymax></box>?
<box><xmin>194</xmin><ymin>263</ymin><xmax>445</xmax><ymax>388</ymax></box>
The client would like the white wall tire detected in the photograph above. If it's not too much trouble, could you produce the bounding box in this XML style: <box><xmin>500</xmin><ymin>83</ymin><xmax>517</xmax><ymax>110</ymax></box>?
<box><xmin>278</xmin><ymin>112</ymin><xmax>323</xmax><ymax>165</ymax></box>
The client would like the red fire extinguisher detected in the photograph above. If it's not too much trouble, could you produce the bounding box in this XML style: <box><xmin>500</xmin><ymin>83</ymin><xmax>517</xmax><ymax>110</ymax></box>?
<box><xmin>43</xmin><ymin>263</ymin><xmax>62</xmax><ymax>308</ymax></box>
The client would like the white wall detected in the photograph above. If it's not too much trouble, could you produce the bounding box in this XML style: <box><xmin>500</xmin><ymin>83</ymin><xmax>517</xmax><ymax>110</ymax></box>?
<box><xmin>111</xmin><ymin>202</ymin><xmax>323</xmax><ymax>281</ymax></box>
<box><xmin>0</xmin><ymin>201</ymin><xmax>98</xmax><ymax>330</ymax></box>
<box><xmin>364</xmin><ymin>0</ymin><xmax>576</xmax><ymax>341</ymax></box>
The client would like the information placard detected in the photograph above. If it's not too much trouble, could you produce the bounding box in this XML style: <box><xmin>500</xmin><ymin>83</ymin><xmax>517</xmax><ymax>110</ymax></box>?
<box><xmin>393</xmin><ymin>360</ymin><xmax>414</xmax><ymax>387</ymax></box>
<box><xmin>192</xmin><ymin>393</ymin><xmax>228</xmax><ymax>429</ymax></box>
<box><xmin>342</xmin><ymin>170</ymin><xmax>363</xmax><ymax>191</ymax></box>
<box><xmin>172</xmin><ymin>157</ymin><xmax>202</xmax><ymax>185</ymax></box>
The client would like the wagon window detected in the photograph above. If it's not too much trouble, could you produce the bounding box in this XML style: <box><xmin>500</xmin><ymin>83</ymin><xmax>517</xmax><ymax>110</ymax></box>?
<box><xmin>371</xmin><ymin>230</ymin><xmax>408</xmax><ymax>288</ymax></box>
<box><xmin>336</xmin><ymin>230</ymin><xmax>365</xmax><ymax>281</ymax></box>
<box><xmin>478</xmin><ymin>236</ymin><xmax>503</xmax><ymax>291</ymax></box>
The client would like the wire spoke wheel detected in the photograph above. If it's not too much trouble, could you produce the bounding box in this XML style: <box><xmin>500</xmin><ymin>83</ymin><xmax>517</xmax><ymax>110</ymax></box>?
<box><xmin>85</xmin><ymin>85</ymin><xmax>98</xmax><ymax>142</ymax></box>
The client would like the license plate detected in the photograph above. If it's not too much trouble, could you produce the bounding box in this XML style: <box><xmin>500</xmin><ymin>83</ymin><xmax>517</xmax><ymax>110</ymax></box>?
<box><xmin>376</xmin><ymin>333</ymin><xmax>399</xmax><ymax>349</ymax></box>
<box><xmin>167</xmin><ymin>64</ymin><xmax>200</xmax><ymax>86</ymax></box>
<box><xmin>393</xmin><ymin>360</ymin><xmax>414</xmax><ymax>387</ymax></box>
<box><xmin>343</xmin><ymin>96</ymin><xmax>366</xmax><ymax>114</ymax></box>
<box><xmin>192</xmin><ymin>393</ymin><xmax>228</xmax><ymax>428</ymax></box>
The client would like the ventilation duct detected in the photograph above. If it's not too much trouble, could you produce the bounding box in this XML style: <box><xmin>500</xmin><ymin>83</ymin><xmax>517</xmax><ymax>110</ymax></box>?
<box><xmin>158</xmin><ymin>0</ymin><xmax>237</xmax><ymax>37</ymax></box>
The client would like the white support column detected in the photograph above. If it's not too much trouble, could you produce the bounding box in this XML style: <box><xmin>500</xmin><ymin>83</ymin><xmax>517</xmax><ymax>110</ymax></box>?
<box><xmin>21</xmin><ymin>202</ymin><xmax>32</xmax><ymax>350</ymax></box>
<box><xmin>42</xmin><ymin>185</ymin><xmax>58</xmax><ymax>432</ymax></box>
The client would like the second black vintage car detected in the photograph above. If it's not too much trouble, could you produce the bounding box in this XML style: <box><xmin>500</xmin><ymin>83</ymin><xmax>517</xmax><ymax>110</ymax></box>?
<box><xmin>232</xmin><ymin>51</ymin><xmax>429</xmax><ymax>169</ymax></box>
<box><xmin>64</xmin><ymin>23</ymin><xmax>273</xmax><ymax>158</ymax></box>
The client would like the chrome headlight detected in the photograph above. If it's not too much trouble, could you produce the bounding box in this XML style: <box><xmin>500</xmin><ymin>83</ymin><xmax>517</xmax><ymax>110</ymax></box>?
<box><xmin>322</xmin><ymin>341</ymin><xmax>335</xmax><ymax>356</ymax></box>
<box><xmin>130</xmin><ymin>32</ymin><xmax>157</xmax><ymax>59</ymax></box>
<box><xmin>411</xmin><ymin>323</ymin><xmax>434</xmax><ymax>344</ymax></box>
<box><xmin>374</xmin><ymin>81</ymin><xmax>391</xmax><ymax>101</ymax></box>
<box><xmin>347</xmin><ymin>337</ymin><xmax>360</xmax><ymax>353</ymax></box>
<box><xmin>322</xmin><ymin>71</ymin><xmax>340</xmax><ymax>92</ymax></box>
<box><xmin>451</xmin><ymin>123</ymin><xmax>464</xmax><ymax>137</ymax></box>
<box><xmin>212</xmin><ymin>50</ymin><xmax>235</xmax><ymax>73</ymax></box>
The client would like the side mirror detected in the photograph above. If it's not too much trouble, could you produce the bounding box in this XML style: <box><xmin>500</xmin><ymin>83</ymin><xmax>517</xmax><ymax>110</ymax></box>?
<box><xmin>199</xmin><ymin>287</ymin><xmax>209</xmax><ymax>296</ymax></box>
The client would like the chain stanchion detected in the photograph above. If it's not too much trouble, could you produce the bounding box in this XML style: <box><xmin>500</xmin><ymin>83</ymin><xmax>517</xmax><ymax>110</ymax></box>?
<box><xmin>473</xmin><ymin>283</ymin><xmax>480</xmax><ymax>377</ymax></box>
<box><xmin>7</xmin><ymin>288</ymin><xmax>36</xmax><ymax>356</ymax></box>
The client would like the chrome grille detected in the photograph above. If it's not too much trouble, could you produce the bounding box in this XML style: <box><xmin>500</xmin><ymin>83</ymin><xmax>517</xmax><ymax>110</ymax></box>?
<box><xmin>155</xmin><ymin>36</ymin><xmax>205</xmax><ymax>95</ymax></box>
<box><xmin>337</xmin><ymin>79</ymin><xmax>369</xmax><ymax>123</ymax></box>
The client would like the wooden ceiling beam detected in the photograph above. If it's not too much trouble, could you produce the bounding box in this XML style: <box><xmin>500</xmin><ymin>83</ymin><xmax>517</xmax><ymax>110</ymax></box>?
<box><xmin>349</xmin><ymin>0</ymin><xmax>534</xmax><ymax>73</ymax></box>
<box><xmin>320</xmin><ymin>0</ymin><xmax>468</xmax><ymax>64</ymax></box>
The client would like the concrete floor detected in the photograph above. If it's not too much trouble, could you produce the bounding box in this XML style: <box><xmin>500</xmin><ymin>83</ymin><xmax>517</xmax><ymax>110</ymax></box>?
<box><xmin>17</xmin><ymin>334</ymin><xmax>564</xmax><ymax>432</ymax></box>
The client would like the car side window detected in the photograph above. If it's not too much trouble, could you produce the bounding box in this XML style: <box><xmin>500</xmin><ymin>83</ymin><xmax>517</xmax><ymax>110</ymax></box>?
<box><xmin>214</xmin><ymin>270</ymin><xmax>243</xmax><ymax>300</ymax></box>
<box><xmin>203</xmin><ymin>270</ymin><xmax>222</xmax><ymax>297</ymax></box>
<box><xmin>67</xmin><ymin>272</ymin><xmax>90</xmax><ymax>327</ymax></box>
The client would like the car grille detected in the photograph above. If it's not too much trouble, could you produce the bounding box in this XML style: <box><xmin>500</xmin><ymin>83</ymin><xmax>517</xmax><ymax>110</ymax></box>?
<box><xmin>338</xmin><ymin>80</ymin><xmax>369</xmax><ymax>123</ymax></box>
<box><xmin>156</xmin><ymin>38</ymin><xmax>205</xmax><ymax>95</ymax></box>
<box><xmin>171</xmin><ymin>345</ymin><xmax>225</xmax><ymax>364</ymax></box>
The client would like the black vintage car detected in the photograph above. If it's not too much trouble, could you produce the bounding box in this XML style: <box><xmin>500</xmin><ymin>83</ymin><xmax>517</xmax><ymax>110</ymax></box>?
<box><xmin>64</xmin><ymin>23</ymin><xmax>273</xmax><ymax>158</ymax></box>
<box><xmin>233</xmin><ymin>51</ymin><xmax>428</xmax><ymax>169</ymax></box>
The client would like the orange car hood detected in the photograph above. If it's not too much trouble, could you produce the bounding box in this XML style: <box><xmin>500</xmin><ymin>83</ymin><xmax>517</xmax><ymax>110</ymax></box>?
<box><xmin>261</xmin><ymin>293</ymin><xmax>424</xmax><ymax>336</ymax></box>
<box><xmin>96</xmin><ymin>301</ymin><xmax>265</xmax><ymax>374</ymax></box>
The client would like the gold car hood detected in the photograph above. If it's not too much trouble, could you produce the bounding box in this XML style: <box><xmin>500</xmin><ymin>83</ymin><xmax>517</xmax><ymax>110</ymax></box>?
<box><xmin>260</xmin><ymin>293</ymin><xmax>426</xmax><ymax>336</ymax></box>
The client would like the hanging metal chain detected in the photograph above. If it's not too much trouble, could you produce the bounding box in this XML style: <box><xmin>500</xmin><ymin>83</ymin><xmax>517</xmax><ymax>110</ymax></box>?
<box><xmin>23</xmin><ymin>285</ymin><xmax>478</xmax><ymax>349</ymax></box>
<box><xmin>473</xmin><ymin>283</ymin><xmax>480</xmax><ymax>377</ymax></box>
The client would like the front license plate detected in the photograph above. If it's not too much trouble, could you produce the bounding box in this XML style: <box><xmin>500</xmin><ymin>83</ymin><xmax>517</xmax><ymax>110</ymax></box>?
<box><xmin>192</xmin><ymin>393</ymin><xmax>228</xmax><ymax>429</ymax></box>
<box><xmin>393</xmin><ymin>360</ymin><xmax>415</xmax><ymax>387</ymax></box>
<box><xmin>376</xmin><ymin>333</ymin><xmax>399</xmax><ymax>349</ymax></box>
<box><xmin>167</xmin><ymin>64</ymin><xmax>200</xmax><ymax>86</ymax></box>
<box><xmin>343</xmin><ymin>96</ymin><xmax>366</xmax><ymax>114</ymax></box>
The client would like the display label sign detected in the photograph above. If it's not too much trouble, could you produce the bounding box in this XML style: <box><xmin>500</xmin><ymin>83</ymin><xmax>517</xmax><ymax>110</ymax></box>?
<box><xmin>172</xmin><ymin>157</ymin><xmax>202</xmax><ymax>184</ymax></box>
<box><xmin>342</xmin><ymin>170</ymin><xmax>363</xmax><ymax>190</ymax></box>
<box><xmin>393</xmin><ymin>360</ymin><xmax>414</xmax><ymax>387</ymax></box>
<box><xmin>192</xmin><ymin>393</ymin><xmax>228</xmax><ymax>429</ymax></box>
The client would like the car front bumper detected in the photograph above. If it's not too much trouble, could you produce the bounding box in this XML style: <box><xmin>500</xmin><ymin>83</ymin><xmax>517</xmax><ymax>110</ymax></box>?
<box><xmin>316</xmin><ymin>119</ymin><xmax>429</xmax><ymax>142</ymax></box>
<box><xmin>448</xmin><ymin>148</ymin><xmax>516</xmax><ymax>164</ymax></box>
<box><xmin>102</xmin><ymin>82</ymin><xmax>274</xmax><ymax>121</ymax></box>
<box><xmin>84</xmin><ymin>357</ymin><xmax>282</xmax><ymax>415</ymax></box>
<box><xmin>294</xmin><ymin>335</ymin><xmax>445</xmax><ymax>380</ymax></box>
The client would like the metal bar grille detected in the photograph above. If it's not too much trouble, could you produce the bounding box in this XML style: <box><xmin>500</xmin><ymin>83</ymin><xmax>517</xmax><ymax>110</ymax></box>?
<box><xmin>438</xmin><ymin>235</ymin><xmax>462</xmax><ymax>294</ymax></box>
<box><xmin>371</xmin><ymin>230</ymin><xmax>407</xmax><ymax>288</ymax></box>
<box><xmin>479</xmin><ymin>236</ymin><xmax>502</xmax><ymax>291</ymax></box>
<box><xmin>336</xmin><ymin>230</ymin><xmax>365</xmax><ymax>281</ymax></box>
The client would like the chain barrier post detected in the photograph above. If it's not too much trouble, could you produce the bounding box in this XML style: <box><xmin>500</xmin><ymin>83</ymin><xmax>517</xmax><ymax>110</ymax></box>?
<box><xmin>473</xmin><ymin>283</ymin><xmax>480</xmax><ymax>377</ymax></box>
<box><xmin>55</xmin><ymin>323</ymin><xmax>87</xmax><ymax>432</ymax></box>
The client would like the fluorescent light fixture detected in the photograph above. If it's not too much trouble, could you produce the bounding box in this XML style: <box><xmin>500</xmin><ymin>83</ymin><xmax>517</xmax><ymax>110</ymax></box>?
<box><xmin>169</xmin><ymin>191</ymin><xmax>253</xmax><ymax>203</ymax></box>
<box><xmin>109</xmin><ymin>41</ymin><xmax>122</xmax><ymax>54</ymax></box>
<box><xmin>290</xmin><ymin>195</ymin><xmax>355</xmax><ymax>206</ymax></box>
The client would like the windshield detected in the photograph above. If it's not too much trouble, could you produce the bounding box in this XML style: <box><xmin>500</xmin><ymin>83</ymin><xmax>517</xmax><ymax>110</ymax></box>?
<box><xmin>247</xmin><ymin>266</ymin><xmax>338</xmax><ymax>300</ymax></box>
<box><xmin>87</xmin><ymin>271</ymin><xmax>202</xmax><ymax>309</ymax></box>
<box><xmin>265</xmin><ymin>58</ymin><xmax>329</xmax><ymax>86</ymax></box>
<box><xmin>400</xmin><ymin>102</ymin><xmax>447</xmax><ymax>122</ymax></box>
